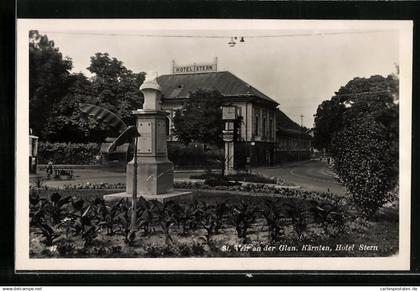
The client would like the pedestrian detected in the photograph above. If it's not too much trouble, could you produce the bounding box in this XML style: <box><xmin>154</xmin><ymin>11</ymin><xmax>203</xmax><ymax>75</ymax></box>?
<box><xmin>46</xmin><ymin>160</ymin><xmax>54</xmax><ymax>178</ymax></box>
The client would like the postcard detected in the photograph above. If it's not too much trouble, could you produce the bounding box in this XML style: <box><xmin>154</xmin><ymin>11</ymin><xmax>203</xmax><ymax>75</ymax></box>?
<box><xmin>16</xmin><ymin>19</ymin><xmax>412</xmax><ymax>271</ymax></box>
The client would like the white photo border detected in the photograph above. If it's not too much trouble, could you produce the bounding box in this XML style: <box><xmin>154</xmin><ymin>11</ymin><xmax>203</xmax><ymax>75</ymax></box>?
<box><xmin>15</xmin><ymin>19</ymin><xmax>413</xmax><ymax>271</ymax></box>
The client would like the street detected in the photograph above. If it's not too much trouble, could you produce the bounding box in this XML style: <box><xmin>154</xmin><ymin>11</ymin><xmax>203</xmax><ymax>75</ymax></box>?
<box><xmin>255</xmin><ymin>160</ymin><xmax>346</xmax><ymax>195</ymax></box>
<box><xmin>33</xmin><ymin>160</ymin><xmax>346</xmax><ymax>195</ymax></box>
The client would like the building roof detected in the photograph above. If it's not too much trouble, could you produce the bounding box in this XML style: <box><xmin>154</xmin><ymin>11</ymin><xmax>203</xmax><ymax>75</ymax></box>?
<box><xmin>276</xmin><ymin>110</ymin><xmax>311</xmax><ymax>139</ymax></box>
<box><xmin>157</xmin><ymin>71</ymin><xmax>279</xmax><ymax>105</ymax></box>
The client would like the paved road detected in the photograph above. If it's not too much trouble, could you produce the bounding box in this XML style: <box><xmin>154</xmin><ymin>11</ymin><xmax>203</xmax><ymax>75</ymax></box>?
<box><xmin>33</xmin><ymin>160</ymin><xmax>345</xmax><ymax>196</ymax></box>
<box><xmin>31</xmin><ymin>168</ymin><xmax>209</xmax><ymax>188</ymax></box>
<box><xmin>255</xmin><ymin>160</ymin><xmax>346</xmax><ymax>195</ymax></box>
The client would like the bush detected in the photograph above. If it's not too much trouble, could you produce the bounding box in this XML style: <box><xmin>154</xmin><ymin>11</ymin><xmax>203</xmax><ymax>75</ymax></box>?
<box><xmin>314</xmin><ymin>75</ymin><xmax>399</xmax><ymax>218</ymax></box>
<box><xmin>191</xmin><ymin>172</ymin><xmax>277</xmax><ymax>184</ymax></box>
<box><xmin>203</xmin><ymin>176</ymin><xmax>239</xmax><ymax>187</ymax></box>
<box><xmin>38</xmin><ymin>142</ymin><xmax>101</xmax><ymax>165</ymax></box>
<box><xmin>168</xmin><ymin>143</ymin><xmax>223</xmax><ymax>168</ymax></box>
<box><xmin>332</xmin><ymin>114</ymin><xmax>398</xmax><ymax>218</ymax></box>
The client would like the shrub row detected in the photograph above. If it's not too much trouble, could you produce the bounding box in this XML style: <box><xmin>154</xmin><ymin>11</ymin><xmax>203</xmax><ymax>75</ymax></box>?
<box><xmin>174</xmin><ymin>181</ymin><xmax>342</xmax><ymax>204</ymax></box>
<box><xmin>38</xmin><ymin>142</ymin><xmax>101</xmax><ymax>165</ymax></box>
<box><xmin>190</xmin><ymin>172</ymin><xmax>279</xmax><ymax>184</ymax></box>
<box><xmin>168</xmin><ymin>143</ymin><xmax>223</xmax><ymax>168</ymax></box>
<box><xmin>37</xmin><ymin>142</ymin><xmax>223</xmax><ymax>167</ymax></box>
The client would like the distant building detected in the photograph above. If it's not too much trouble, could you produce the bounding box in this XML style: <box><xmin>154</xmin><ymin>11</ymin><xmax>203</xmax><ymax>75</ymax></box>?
<box><xmin>156</xmin><ymin>63</ymin><xmax>311</xmax><ymax>167</ymax></box>
<box><xmin>275</xmin><ymin>110</ymin><xmax>312</xmax><ymax>163</ymax></box>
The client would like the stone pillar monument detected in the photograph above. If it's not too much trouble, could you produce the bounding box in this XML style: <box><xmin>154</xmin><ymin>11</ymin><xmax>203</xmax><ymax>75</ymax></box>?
<box><xmin>126</xmin><ymin>79</ymin><xmax>174</xmax><ymax>196</ymax></box>
<box><xmin>105</xmin><ymin>78</ymin><xmax>191</xmax><ymax>202</ymax></box>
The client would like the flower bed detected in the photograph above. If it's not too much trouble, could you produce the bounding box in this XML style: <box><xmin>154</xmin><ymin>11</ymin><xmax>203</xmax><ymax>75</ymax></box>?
<box><xmin>174</xmin><ymin>181</ymin><xmax>339</xmax><ymax>203</ymax></box>
<box><xmin>190</xmin><ymin>172</ymin><xmax>280</xmax><ymax>185</ymax></box>
<box><xmin>29</xmin><ymin>189</ymin><xmax>398</xmax><ymax>258</ymax></box>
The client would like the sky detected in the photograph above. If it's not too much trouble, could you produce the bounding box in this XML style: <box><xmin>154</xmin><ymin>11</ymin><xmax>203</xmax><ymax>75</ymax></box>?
<box><xmin>31</xmin><ymin>20</ymin><xmax>400</xmax><ymax>128</ymax></box>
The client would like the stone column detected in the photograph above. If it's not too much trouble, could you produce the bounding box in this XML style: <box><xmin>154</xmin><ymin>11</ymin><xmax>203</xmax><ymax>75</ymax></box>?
<box><xmin>222</xmin><ymin>106</ymin><xmax>237</xmax><ymax>176</ymax></box>
<box><xmin>224</xmin><ymin>137</ymin><xmax>235</xmax><ymax>175</ymax></box>
<box><xmin>126</xmin><ymin>79</ymin><xmax>174</xmax><ymax>196</ymax></box>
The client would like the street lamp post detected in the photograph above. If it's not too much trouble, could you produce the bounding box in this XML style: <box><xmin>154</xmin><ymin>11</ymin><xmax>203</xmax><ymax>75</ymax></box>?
<box><xmin>130</xmin><ymin>135</ymin><xmax>138</xmax><ymax>231</ymax></box>
<box><xmin>222</xmin><ymin>106</ymin><xmax>237</xmax><ymax>176</ymax></box>
<box><xmin>250</xmin><ymin>139</ymin><xmax>255</xmax><ymax>174</ymax></box>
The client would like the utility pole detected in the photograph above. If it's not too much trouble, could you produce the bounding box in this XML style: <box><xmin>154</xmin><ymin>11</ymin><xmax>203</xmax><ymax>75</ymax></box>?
<box><xmin>299</xmin><ymin>114</ymin><xmax>304</xmax><ymax>160</ymax></box>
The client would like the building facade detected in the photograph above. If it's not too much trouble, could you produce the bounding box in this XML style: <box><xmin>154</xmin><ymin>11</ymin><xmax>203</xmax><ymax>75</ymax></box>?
<box><xmin>156</xmin><ymin>69</ymin><xmax>311</xmax><ymax>167</ymax></box>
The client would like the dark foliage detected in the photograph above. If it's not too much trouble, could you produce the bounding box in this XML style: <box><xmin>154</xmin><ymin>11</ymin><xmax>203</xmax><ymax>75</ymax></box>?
<box><xmin>29</xmin><ymin>32</ymin><xmax>146</xmax><ymax>142</ymax></box>
<box><xmin>29</xmin><ymin>189</ymin><xmax>379</xmax><ymax>258</ymax></box>
<box><xmin>29</xmin><ymin>30</ymin><xmax>73</xmax><ymax>139</ymax></box>
<box><xmin>313</xmin><ymin>74</ymin><xmax>399</xmax><ymax>218</ymax></box>
<box><xmin>37</xmin><ymin>142</ymin><xmax>100</xmax><ymax>165</ymax></box>
<box><xmin>172</xmin><ymin>89</ymin><xmax>224</xmax><ymax>146</ymax></box>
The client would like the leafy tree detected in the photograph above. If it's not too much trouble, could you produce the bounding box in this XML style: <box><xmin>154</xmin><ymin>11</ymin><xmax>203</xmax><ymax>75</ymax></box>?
<box><xmin>44</xmin><ymin>53</ymin><xmax>146</xmax><ymax>142</ymax></box>
<box><xmin>312</xmin><ymin>98</ymin><xmax>346</xmax><ymax>151</ymax></box>
<box><xmin>45</xmin><ymin>73</ymin><xmax>111</xmax><ymax>142</ymax></box>
<box><xmin>313</xmin><ymin>75</ymin><xmax>398</xmax><ymax>151</ymax></box>
<box><xmin>29</xmin><ymin>30</ymin><xmax>73</xmax><ymax>139</ymax></box>
<box><xmin>173</xmin><ymin>89</ymin><xmax>224</xmax><ymax>146</ymax></box>
<box><xmin>87</xmin><ymin>53</ymin><xmax>146</xmax><ymax>125</ymax></box>
<box><xmin>314</xmin><ymin>74</ymin><xmax>399</xmax><ymax>217</ymax></box>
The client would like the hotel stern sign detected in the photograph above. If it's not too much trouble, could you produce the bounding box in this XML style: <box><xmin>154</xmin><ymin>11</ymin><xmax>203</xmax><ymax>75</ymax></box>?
<box><xmin>172</xmin><ymin>59</ymin><xmax>217</xmax><ymax>74</ymax></box>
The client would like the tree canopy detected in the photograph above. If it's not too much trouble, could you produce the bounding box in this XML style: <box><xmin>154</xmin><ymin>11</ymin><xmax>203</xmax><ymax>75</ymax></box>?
<box><xmin>29</xmin><ymin>31</ymin><xmax>146</xmax><ymax>142</ymax></box>
<box><xmin>87</xmin><ymin>53</ymin><xmax>146</xmax><ymax>124</ymax></box>
<box><xmin>313</xmin><ymin>75</ymin><xmax>398</xmax><ymax>151</ymax></box>
<box><xmin>29</xmin><ymin>30</ymin><xmax>73</xmax><ymax>139</ymax></box>
<box><xmin>313</xmin><ymin>74</ymin><xmax>399</xmax><ymax>217</ymax></box>
<box><xmin>172</xmin><ymin>89</ymin><xmax>224</xmax><ymax>146</ymax></box>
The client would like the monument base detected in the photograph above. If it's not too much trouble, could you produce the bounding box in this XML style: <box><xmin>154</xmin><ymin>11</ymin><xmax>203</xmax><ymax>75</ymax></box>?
<box><xmin>103</xmin><ymin>191</ymin><xmax>193</xmax><ymax>203</ymax></box>
<box><xmin>126</xmin><ymin>159</ymin><xmax>174</xmax><ymax>195</ymax></box>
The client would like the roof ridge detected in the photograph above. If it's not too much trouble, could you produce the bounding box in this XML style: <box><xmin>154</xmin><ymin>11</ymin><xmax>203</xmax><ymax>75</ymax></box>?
<box><xmin>157</xmin><ymin>70</ymin><xmax>278</xmax><ymax>105</ymax></box>
<box><xmin>222</xmin><ymin>71</ymin><xmax>278</xmax><ymax>105</ymax></box>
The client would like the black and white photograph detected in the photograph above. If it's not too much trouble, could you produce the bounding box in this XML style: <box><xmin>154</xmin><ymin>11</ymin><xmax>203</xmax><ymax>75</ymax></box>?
<box><xmin>15</xmin><ymin>19</ymin><xmax>412</xmax><ymax>271</ymax></box>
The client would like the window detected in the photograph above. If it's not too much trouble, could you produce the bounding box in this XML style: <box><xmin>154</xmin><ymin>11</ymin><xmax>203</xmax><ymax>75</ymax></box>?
<box><xmin>255</xmin><ymin>115</ymin><xmax>259</xmax><ymax>136</ymax></box>
<box><xmin>166</xmin><ymin>116</ymin><xmax>170</xmax><ymax>137</ymax></box>
<box><xmin>262</xmin><ymin>118</ymin><xmax>266</xmax><ymax>138</ymax></box>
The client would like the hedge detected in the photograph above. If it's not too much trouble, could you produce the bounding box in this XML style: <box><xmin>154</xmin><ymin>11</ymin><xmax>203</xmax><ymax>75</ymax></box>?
<box><xmin>168</xmin><ymin>143</ymin><xmax>223</xmax><ymax>168</ymax></box>
<box><xmin>38</xmin><ymin>142</ymin><xmax>101</xmax><ymax>165</ymax></box>
<box><xmin>38</xmin><ymin>142</ymin><xmax>223</xmax><ymax>167</ymax></box>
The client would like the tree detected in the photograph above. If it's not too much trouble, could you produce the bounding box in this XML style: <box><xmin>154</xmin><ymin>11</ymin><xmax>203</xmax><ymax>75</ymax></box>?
<box><xmin>44</xmin><ymin>53</ymin><xmax>146</xmax><ymax>142</ymax></box>
<box><xmin>44</xmin><ymin>73</ymin><xmax>111</xmax><ymax>142</ymax></box>
<box><xmin>173</xmin><ymin>89</ymin><xmax>224</xmax><ymax>146</ymax></box>
<box><xmin>313</xmin><ymin>74</ymin><xmax>399</xmax><ymax>217</ymax></box>
<box><xmin>87</xmin><ymin>53</ymin><xmax>146</xmax><ymax>125</ymax></box>
<box><xmin>29</xmin><ymin>30</ymin><xmax>73</xmax><ymax>139</ymax></box>
<box><xmin>313</xmin><ymin>74</ymin><xmax>398</xmax><ymax>152</ymax></box>
<box><xmin>312</xmin><ymin>98</ymin><xmax>346</xmax><ymax>151</ymax></box>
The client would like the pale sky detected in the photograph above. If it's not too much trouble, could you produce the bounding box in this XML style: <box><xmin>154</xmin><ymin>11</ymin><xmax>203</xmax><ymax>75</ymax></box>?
<box><xmin>30</xmin><ymin>20</ymin><xmax>400</xmax><ymax>128</ymax></box>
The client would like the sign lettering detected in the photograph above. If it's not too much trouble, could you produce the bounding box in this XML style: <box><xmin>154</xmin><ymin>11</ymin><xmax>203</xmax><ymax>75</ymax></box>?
<box><xmin>173</xmin><ymin>62</ymin><xmax>217</xmax><ymax>74</ymax></box>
